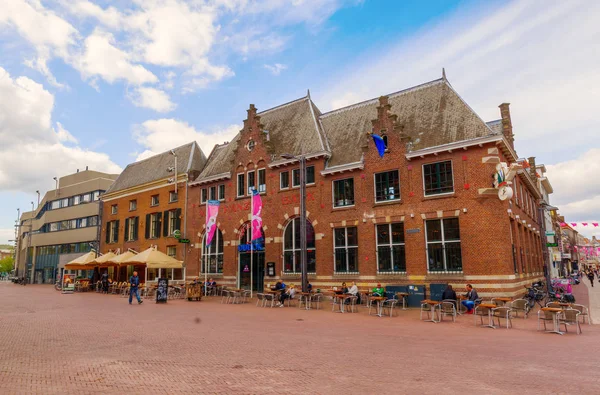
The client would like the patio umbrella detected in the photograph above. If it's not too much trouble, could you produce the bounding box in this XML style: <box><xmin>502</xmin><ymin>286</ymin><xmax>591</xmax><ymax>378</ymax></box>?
<box><xmin>122</xmin><ymin>246</ymin><xmax>183</xmax><ymax>269</ymax></box>
<box><xmin>108</xmin><ymin>251</ymin><xmax>137</xmax><ymax>266</ymax></box>
<box><xmin>64</xmin><ymin>251</ymin><xmax>98</xmax><ymax>270</ymax></box>
<box><xmin>92</xmin><ymin>252</ymin><xmax>117</xmax><ymax>267</ymax></box>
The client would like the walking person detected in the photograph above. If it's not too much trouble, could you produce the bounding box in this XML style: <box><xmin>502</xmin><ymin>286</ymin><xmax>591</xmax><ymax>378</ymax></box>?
<box><xmin>587</xmin><ymin>270</ymin><xmax>595</xmax><ymax>287</ymax></box>
<box><xmin>101</xmin><ymin>270</ymin><xmax>109</xmax><ymax>294</ymax></box>
<box><xmin>129</xmin><ymin>271</ymin><xmax>143</xmax><ymax>304</ymax></box>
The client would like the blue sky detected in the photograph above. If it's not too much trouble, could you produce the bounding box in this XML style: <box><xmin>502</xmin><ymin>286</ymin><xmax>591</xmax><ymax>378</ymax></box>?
<box><xmin>1</xmin><ymin>0</ymin><xmax>599</xmax><ymax>243</ymax></box>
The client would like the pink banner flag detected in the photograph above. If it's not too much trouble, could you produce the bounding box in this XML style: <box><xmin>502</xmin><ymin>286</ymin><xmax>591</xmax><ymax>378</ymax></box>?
<box><xmin>571</xmin><ymin>223</ymin><xmax>577</xmax><ymax>227</ymax></box>
<box><xmin>251</xmin><ymin>189</ymin><xmax>263</xmax><ymax>241</ymax></box>
<box><xmin>560</xmin><ymin>222</ymin><xmax>567</xmax><ymax>227</ymax></box>
<box><xmin>593</xmin><ymin>223</ymin><xmax>599</xmax><ymax>227</ymax></box>
<box><xmin>205</xmin><ymin>200</ymin><xmax>220</xmax><ymax>246</ymax></box>
<box><xmin>582</xmin><ymin>222</ymin><xmax>588</xmax><ymax>226</ymax></box>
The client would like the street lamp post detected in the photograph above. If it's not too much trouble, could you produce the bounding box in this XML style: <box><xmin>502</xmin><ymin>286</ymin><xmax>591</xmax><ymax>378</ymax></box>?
<box><xmin>538</xmin><ymin>203</ymin><xmax>558</xmax><ymax>293</ymax></box>
<box><xmin>281</xmin><ymin>153</ymin><xmax>308</xmax><ymax>293</ymax></box>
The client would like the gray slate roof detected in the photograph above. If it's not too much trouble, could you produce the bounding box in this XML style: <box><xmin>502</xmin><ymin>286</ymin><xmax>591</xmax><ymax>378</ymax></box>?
<box><xmin>106</xmin><ymin>142</ymin><xmax>206</xmax><ymax>194</ymax></box>
<box><xmin>486</xmin><ymin>119</ymin><xmax>503</xmax><ymax>135</ymax></box>
<box><xmin>320</xmin><ymin>78</ymin><xmax>495</xmax><ymax>167</ymax></box>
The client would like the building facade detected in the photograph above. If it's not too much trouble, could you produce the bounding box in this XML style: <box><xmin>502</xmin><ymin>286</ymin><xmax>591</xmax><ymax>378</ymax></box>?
<box><xmin>184</xmin><ymin>76</ymin><xmax>546</xmax><ymax>297</ymax></box>
<box><xmin>98</xmin><ymin>142</ymin><xmax>206</xmax><ymax>282</ymax></box>
<box><xmin>16</xmin><ymin>169</ymin><xmax>118</xmax><ymax>284</ymax></box>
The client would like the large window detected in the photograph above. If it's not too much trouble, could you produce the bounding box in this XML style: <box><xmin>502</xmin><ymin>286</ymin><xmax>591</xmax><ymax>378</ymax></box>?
<box><xmin>280</xmin><ymin>171</ymin><xmax>289</xmax><ymax>189</ymax></box>
<box><xmin>126</xmin><ymin>217</ymin><xmax>138</xmax><ymax>242</ymax></box>
<box><xmin>375</xmin><ymin>170</ymin><xmax>400</xmax><ymax>202</ymax></box>
<box><xmin>209</xmin><ymin>186</ymin><xmax>216</xmax><ymax>201</ymax></box>
<box><xmin>167</xmin><ymin>210</ymin><xmax>177</xmax><ymax>235</ymax></box>
<box><xmin>247</xmin><ymin>170</ymin><xmax>256</xmax><ymax>194</ymax></box>
<box><xmin>201</xmin><ymin>188</ymin><xmax>207</xmax><ymax>203</ymax></box>
<box><xmin>202</xmin><ymin>229</ymin><xmax>223</xmax><ymax>274</ymax></box>
<box><xmin>237</xmin><ymin>173</ymin><xmax>245</xmax><ymax>197</ymax></box>
<box><xmin>423</xmin><ymin>161</ymin><xmax>454</xmax><ymax>196</ymax></box>
<box><xmin>333</xmin><ymin>178</ymin><xmax>355</xmax><ymax>207</ymax></box>
<box><xmin>149</xmin><ymin>213</ymin><xmax>160</xmax><ymax>238</ymax></box>
<box><xmin>426</xmin><ymin>218</ymin><xmax>462</xmax><ymax>272</ymax></box>
<box><xmin>292</xmin><ymin>166</ymin><xmax>315</xmax><ymax>187</ymax></box>
<box><xmin>334</xmin><ymin>227</ymin><xmax>358</xmax><ymax>273</ymax></box>
<box><xmin>376</xmin><ymin>223</ymin><xmax>406</xmax><ymax>272</ymax></box>
<box><xmin>283</xmin><ymin>218</ymin><xmax>316</xmax><ymax>273</ymax></box>
<box><xmin>109</xmin><ymin>221</ymin><xmax>118</xmax><ymax>243</ymax></box>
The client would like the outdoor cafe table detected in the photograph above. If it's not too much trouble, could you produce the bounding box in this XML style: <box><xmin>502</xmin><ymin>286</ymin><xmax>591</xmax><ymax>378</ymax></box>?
<box><xmin>541</xmin><ymin>307</ymin><xmax>564</xmax><ymax>335</ymax></box>
<box><xmin>298</xmin><ymin>292</ymin><xmax>313</xmax><ymax>310</ymax></box>
<box><xmin>477</xmin><ymin>303</ymin><xmax>498</xmax><ymax>329</ymax></box>
<box><xmin>421</xmin><ymin>300</ymin><xmax>441</xmax><ymax>323</ymax></box>
<box><xmin>333</xmin><ymin>294</ymin><xmax>348</xmax><ymax>313</ymax></box>
<box><xmin>369</xmin><ymin>296</ymin><xmax>386</xmax><ymax>317</ymax></box>
<box><xmin>396</xmin><ymin>292</ymin><xmax>409</xmax><ymax>310</ymax></box>
<box><xmin>493</xmin><ymin>297</ymin><xmax>512</xmax><ymax>306</ymax></box>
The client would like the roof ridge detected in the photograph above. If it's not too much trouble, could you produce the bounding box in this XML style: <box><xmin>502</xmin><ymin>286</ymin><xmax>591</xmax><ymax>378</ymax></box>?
<box><xmin>307</xmin><ymin>96</ymin><xmax>325</xmax><ymax>152</ymax></box>
<box><xmin>257</xmin><ymin>95</ymin><xmax>308</xmax><ymax>116</ymax></box>
<box><xmin>132</xmin><ymin>141</ymin><xmax>195</xmax><ymax>165</ymax></box>
<box><xmin>320</xmin><ymin>78</ymin><xmax>445</xmax><ymax>119</ymax></box>
<box><xmin>441</xmin><ymin>80</ymin><xmax>496</xmax><ymax>136</ymax></box>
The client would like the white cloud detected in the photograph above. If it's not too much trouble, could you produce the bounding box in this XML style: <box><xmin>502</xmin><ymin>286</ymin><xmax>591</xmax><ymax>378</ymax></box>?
<box><xmin>264</xmin><ymin>63</ymin><xmax>287</xmax><ymax>76</ymax></box>
<box><xmin>133</xmin><ymin>119</ymin><xmax>240</xmax><ymax>161</ymax></box>
<box><xmin>0</xmin><ymin>228</ymin><xmax>16</xmax><ymax>245</ymax></box>
<box><xmin>129</xmin><ymin>87</ymin><xmax>176</xmax><ymax>113</ymax></box>
<box><xmin>0</xmin><ymin>67</ymin><xmax>121</xmax><ymax>193</ymax></box>
<box><xmin>76</xmin><ymin>29</ymin><xmax>158</xmax><ymax>86</ymax></box>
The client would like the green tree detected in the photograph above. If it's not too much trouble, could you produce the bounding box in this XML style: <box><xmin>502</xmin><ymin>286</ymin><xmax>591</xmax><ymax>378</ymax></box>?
<box><xmin>0</xmin><ymin>256</ymin><xmax>14</xmax><ymax>273</ymax></box>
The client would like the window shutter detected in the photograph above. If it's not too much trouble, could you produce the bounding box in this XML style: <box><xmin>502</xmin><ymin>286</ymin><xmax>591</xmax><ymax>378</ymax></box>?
<box><xmin>163</xmin><ymin>211</ymin><xmax>169</xmax><ymax>237</ymax></box>
<box><xmin>133</xmin><ymin>217</ymin><xmax>139</xmax><ymax>241</ymax></box>
<box><xmin>175</xmin><ymin>208</ymin><xmax>182</xmax><ymax>232</ymax></box>
<box><xmin>124</xmin><ymin>218</ymin><xmax>130</xmax><ymax>242</ymax></box>
<box><xmin>157</xmin><ymin>212</ymin><xmax>163</xmax><ymax>237</ymax></box>
<box><xmin>105</xmin><ymin>222</ymin><xmax>110</xmax><ymax>244</ymax></box>
<box><xmin>145</xmin><ymin>214</ymin><xmax>150</xmax><ymax>239</ymax></box>
<box><xmin>114</xmin><ymin>220</ymin><xmax>120</xmax><ymax>243</ymax></box>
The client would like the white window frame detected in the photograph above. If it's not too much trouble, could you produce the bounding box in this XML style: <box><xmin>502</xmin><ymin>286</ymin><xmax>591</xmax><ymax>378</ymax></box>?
<box><xmin>247</xmin><ymin>170</ymin><xmax>256</xmax><ymax>195</ymax></box>
<box><xmin>376</xmin><ymin>223</ymin><xmax>406</xmax><ymax>273</ymax></box>
<box><xmin>109</xmin><ymin>221</ymin><xmax>118</xmax><ymax>243</ymax></box>
<box><xmin>237</xmin><ymin>173</ymin><xmax>245</xmax><ymax>198</ymax></box>
<box><xmin>292</xmin><ymin>168</ymin><xmax>300</xmax><ymax>187</ymax></box>
<box><xmin>209</xmin><ymin>186</ymin><xmax>216</xmax><ymax>201</ymax></box>
<box><xmin>129</xmin><ymin>200</ymin><xmax>137</xmax><ymax>211</ymax></box>
<box><xmin>202</xmin><ymin>230</ymin><xmax>224</xmax><ymax>275</ymax></box>
<box><xmin>151</xmin><ymin>195</ymin><xmax>159</xmax><ymax>207</ymax></box>
<box><xmin>283</xmin><ymin>218</ymin><xmax>316</xmax><ymax>274</ymax></box>
<box><xmin>82</xmin><ymin>193</ymin><xmax>91</xmax><ymax>203</ymax></box>
<box><xmin>111</xmin><ymin>205</ymin><xmax>117</xmax><ymax>214</ymax></box>
<box><xmin>127</xmin><ymin>217</ymin><xmax>136</xmax><ymax>241</ymax></box>
<box><xmin>373</xmin><ymin>169</ymin><xmax>401</xmax><ymax>203</ymax></box>
<box><xmin>168</xmin><ymin>210</ymin><xmax>177</xmax><ymax>235</ymax></box>
<box><xmin>73</xmin><ymin>195</ymin><xmax>80</xmax><ymax>205</ymax></box>
<box><xmin>257</xmin><ymin>168</ymin><xmax>266</xmax><ymax>193</ymax></box>
<box><xmin>92</xmin><ymin>191</ymin><xmax>100</xmax><ymax>201</ymax></box>
<box><xmin>201</xmin><ymin>188</ymin><xmax>207</xmax><ymax>204</ymax></box>
<box><xmin>333</xmin><ymin>227</ymin><xmax>359</xmax><ymax>273</ymax></box>
<box><xmin>167</xmin><ymin>246</ymin><xmax>176</xmax><ymax>257</ymax></box>
<box><xmin>169</xmin><ymin>191</ymin><xmax>178</xmax><ymax>203</ymax></box>
<box><xmin>150</xmin><ymin>213</ymin><xmax>159</xmax><ymax>238</ymax></box>
<box><xmin>332</xmin><ymin>177</ymin><xmax>355</xmax><ymax>208</ymax></box>
<box><xmin>422</xmin><ymin>160</ymin><xmax>455</xmax><ymax>197</ymax></box>
<box><xmin>280</xmin><ymin>171</ymin><xmax>289</xmax><ymax>190</ymax></box>
<box><xmin>425</xmin><ymin>218</ymin><xmax>463</xmax><ymax>273</ymax></box>
<box><xmin>218</xmin><ymin>184</ymin><xmax>225</xmax><ymax>201</ymax></box>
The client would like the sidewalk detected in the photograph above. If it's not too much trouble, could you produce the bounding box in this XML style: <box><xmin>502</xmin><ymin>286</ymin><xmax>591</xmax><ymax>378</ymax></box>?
<box><xmin>581</xmin><ymin>277</ymin><xmax>599</xmax><ymax>324</ymax></box>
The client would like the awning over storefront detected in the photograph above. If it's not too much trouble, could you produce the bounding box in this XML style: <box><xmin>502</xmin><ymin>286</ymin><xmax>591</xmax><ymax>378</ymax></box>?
<box><xmin>107</xmin><ymin>251</ymin><xmax>137</xmax><ymax>266</ymax></box>
<box><xmin>92</xmin><ymin>252</ymin><xmax>117</xmax><ymax>267</ymax></box>
<box><xmin>122</xmin><ymin>246</ymin><xmax>183</xmax><ymax>269</ymax></box>
<box><xmin>64</xmin><ymin>251</ymin><xmax>98</xmax><ymax>270</ymax></box>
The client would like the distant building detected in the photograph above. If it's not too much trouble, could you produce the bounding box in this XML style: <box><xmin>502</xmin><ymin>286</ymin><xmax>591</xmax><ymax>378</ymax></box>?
<box><xmin>16</xmin><ymin>169</ymin><xmax>119</xmax><ymax>283</ymax></box>
<box><xmin>0</xmin><ymin>249</ymin><xmax>13</xmax><ymax>260</ymax></box>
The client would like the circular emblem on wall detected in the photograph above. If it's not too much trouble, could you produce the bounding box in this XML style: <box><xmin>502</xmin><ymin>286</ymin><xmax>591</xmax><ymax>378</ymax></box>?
<box><xmin>246</xmin><ymin>140</ymin><xmax>256</xmax><ymax>152</ymax></box>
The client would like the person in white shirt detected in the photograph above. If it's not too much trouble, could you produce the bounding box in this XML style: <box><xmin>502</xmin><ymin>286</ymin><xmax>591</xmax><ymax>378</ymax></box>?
<box><xmin>278</xmin><ymin>284</ymin><xmax>296</xmax><ymax>307</ymax></box>
<box><xmin>347</xmin><ymin>281</ymin><xmax>358</xmax><ymax>296</ymax></box>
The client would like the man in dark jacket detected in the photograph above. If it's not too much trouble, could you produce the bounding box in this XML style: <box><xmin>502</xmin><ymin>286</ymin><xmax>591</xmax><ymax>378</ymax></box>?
<box><xmin>461</xmin><ymin>284</ymin><xmax>478</xmax><ymax>314</ymax></box>
<box><xmin>587</xmin><ymin>270</ymin><xmax>595</xmax><ymax>287</ymax></box>
<box><xmin>129</xmin><ymin>271</ymin><xmax>143</xmax><ymax>305</ymax></box>
<box><xmin>101</xmin><ymin>270</ymin><xmax>109</xmax><ymax>294</ymax></box>
<box><xmin>442</xmin><ymin>284</ymin><xmax>457</xmax><ymax>302</ymax></box>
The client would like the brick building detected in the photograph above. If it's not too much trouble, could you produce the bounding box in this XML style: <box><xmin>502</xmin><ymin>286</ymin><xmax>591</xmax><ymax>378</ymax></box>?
<box><xmin>183</xmin><ymin>76</ymin><xmax>546</xmax><ymax>297</ymax></box>
<box><xmin>99</xmin><ymin>142</ymin><xmax>205</xmax><ymax>282</ymax></box>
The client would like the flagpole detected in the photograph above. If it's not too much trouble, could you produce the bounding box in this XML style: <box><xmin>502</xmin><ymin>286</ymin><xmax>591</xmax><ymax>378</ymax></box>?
<box><xmin>250</xmin><ymin>189</ymin><xmax>254</xmax><ymax>299</ymax></box>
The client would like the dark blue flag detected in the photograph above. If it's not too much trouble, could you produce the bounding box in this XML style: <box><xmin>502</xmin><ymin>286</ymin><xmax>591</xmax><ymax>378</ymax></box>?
<box><xmin>371</xmin><ymin>134</ymin><xmax>386</xmax><ymax>158</ymax></box>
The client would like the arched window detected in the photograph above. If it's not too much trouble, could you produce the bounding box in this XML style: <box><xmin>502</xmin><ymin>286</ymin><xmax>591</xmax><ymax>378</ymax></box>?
<box><xmin>283</xmin><ymin>218</ymin><xmax>316</xmax><ymax>273</ymax></box>
<box><xmin>202</xmin><ymin>229</ymin><xmax>223</xmax><ymax>274</ymax></box>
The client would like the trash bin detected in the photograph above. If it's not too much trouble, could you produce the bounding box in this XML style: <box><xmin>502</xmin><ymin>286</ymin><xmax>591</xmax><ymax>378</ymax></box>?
<box><xmin>406</xmin><ymin>284</ymin><xmax>426</xmax><ymax>307</ymax></box>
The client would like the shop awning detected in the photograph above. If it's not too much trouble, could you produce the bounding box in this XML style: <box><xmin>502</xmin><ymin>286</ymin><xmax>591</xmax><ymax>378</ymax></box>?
<box><xmin>122</xmin><ymin>246</ymin><xmax>183</xmax><ymax>269</ymax></box>
<box><xmin>107</xmin><ymin>251</ymin><xmax>137</xmax><ymax>266</ymax></box>
<box><xmin>64</xmin><ymin>251</ymin><xmax>98</xmax><ymax>270</ymax></box>
<box><xmin>92</xmin><ymin>252</ymin><xmax>117</xmax><ymax>267</ymax></box>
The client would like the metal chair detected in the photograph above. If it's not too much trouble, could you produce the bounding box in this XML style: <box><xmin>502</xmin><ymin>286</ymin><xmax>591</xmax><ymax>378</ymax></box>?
<box><xmin>263</xmin><ymin>293</ymin><xmax>275</xmax><ymax>308</ymax></box>
<box><xmin>510</xmin><ymin>299</ymin><xmax>529</xmax><ymax>318</ymax></box>
<box><xmin>242</xmin><ymin>290</ymin><xmax>251</xmax><ymax>303</ymax></box>
<box><xmin>559</xmin><ymin>309</ymin><xmax>582</xmax><ymax>334</ymax></box>
<box><xmin>395</xmin><ymin>293</ymin><xmax>408</xmax><ymax>310</ymax></box>
<box><xmin>310</xmin><ymin>293</ymin><xmax>323</xmax><ymax>310</ymax></box>
<box><xmin>381</xmin><ymin>298</ymin><xmax>397</xmax><ymax>317</ymax></box>
<box><xmin>492</xmin><ymin>306</ymin><xmax>513</xmax><ymax>328</ymax></box>
<box><xmin>440</xmin><ymin>300</ymin><xmax>457</xmax><ymax>322</ymax></box>
<box><xmin>474</xmin><ymin>305</ymin><xmax>492</xmax><ymax>326</ymax></box>
<box><xmin>537</xmin><ymin>309</ymin><xmax>555</xmax><ymax>331</ymax></box>
<box><xmin>571</xmin><ymin>304</ymin><xmax>590</xmax><ymax>325</ymax></box>
<box><xmin>298</xmin><ymin>294</ymin><xmax>310</xmax><ymax>309</ymax></box>
<box><xmin>420</xmin><ymin>301</ymin><xmax>438</xmax><ymax>321</ymax></box>
<box><xmin>255</xmin><ymin>293</ymin><xmax>264</xmax><ymax>307</ymax></box>
<box><xmin>221</xmin><ymin>290</ymin><xmax>230</xmax><ymax>304</ymax></box>
<box><xmin>343</xmin><ymin>295</ymin><xmax>359</xmax><ymax>313</ymax></box>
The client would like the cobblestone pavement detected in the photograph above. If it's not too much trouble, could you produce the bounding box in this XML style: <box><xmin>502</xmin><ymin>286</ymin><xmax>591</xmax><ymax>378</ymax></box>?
<box><xmin>1</xmin><ymin>283</ymin><xmax>599</xmax><ymax>395</ymax></box>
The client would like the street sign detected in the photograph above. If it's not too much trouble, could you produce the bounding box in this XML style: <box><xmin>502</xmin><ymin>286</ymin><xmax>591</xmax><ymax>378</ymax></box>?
<box><xmin>545</xmin><ymin>231</ymin><xmax>555</xmax><ymax>236</ymax></box>
<box><xmin>178</xmin><ymin>238</ymin><xmax>190</xmax><ymax>244</ymax></box>
<box><xmin>173</xmin><ymin>230</ymin><xmax>181</xmax><ymax>239</ymax></box>
<box><xmin>406</xmin><ymin>228</ymin><xmax>421</xmax><ymax>234</ymax></box>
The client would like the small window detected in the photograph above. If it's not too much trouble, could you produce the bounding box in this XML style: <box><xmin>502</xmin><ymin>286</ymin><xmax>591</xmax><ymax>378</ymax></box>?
<box><xmin>375</xmin><ymin>170</ymin><xmax>400</xmax><ymax>202</ymax></box>
<box><xmin>280</xmin><ymin>172</ymin><xmax>289</xmax><ymax>189</ymax></box>
<box><xmin>50</xmin><ymin>223</ymin><xmax>59</xmax><ymax>232</ymax></box>
<box><xmin>237</xmin><ymin>173</ymin><xmax>245</xmax><ymax>197</ymax></box>
<box><xmin>423</xmin><ymin>161</ymin><xmax>454</xmax><ymax>196</ymax></box>
<box><xmin>292</xmin><ymin>169</ymin><xmax>300</xmax><ymax>187</ymax></box>
<box><xmin>110</xmin><ymin>221</ymin><xmax>118</xmax><ymax>243</ymax></box>
<box><xmin>258</xmin><ymin>169</ymin><xmax>266</xmax><ymax>193</ymax></box>
<box><xmin>247</xmin><ymin>171</ymin><xmax>256</xmax><ymax>194</ymax></box>
<box><xmin>333</xmin><ymin>178</ymin><xmax>355</xmax><ymax>207</ymax></box>
<box><xmin>169</xmin><ymin>191</ymin><xmax>178</xmax><ymax>203</ymax></box>
<box><xmin>306</xmin><ymin>166</ymin><xmax>315</xmax><ymax>184</ymax></box>
<box><xmin>218</xmin><ymin>184</ymin><xmax>225</xmax><ymax>201</ymax></box>
<box><xmin>129</xmin><ymin>200</ymin><xmax>137</xmax><ymax>211</ymax></box>
<box><xmin>167</xmin><ymin>246</ymin><xmax>177</xmax><ymax>258</ymax></box>
<box><xmin>93</xmin><ymin>191</ymin><xmax>100</xmax><ymax>201</ymax></box>
<box><xmin>50</xmin><ymin>200</ymin><xmax>60</xmax><ymax>210</ymax></box>
<box><xmin>382</xmin><ymin>134</ymin><xmax>388</xmax><ymax>149</ymax></box>
<box><xmin>82</xmin><ymin>193</ymin><xmax>91</xmax><ymax>203</ymax></box>
<box><xmin>111</xmin><ymin>205</ymin><xmax>118</xmax><ymax>215</ymax></box>
<box><xmin>151</xmin><ymin>195</ymin><xmax>159</xmax><ymax>206</ymax></box>
<box><xmin>61</xmin><ymin>198</ymin><xmax>68</xmax><ymax>208</ymax></box>
<box><xmin>209</xmin><ymin>186</ymin><xmax>216</xmax><ymax>201</ymax></box>
<box><xmin>73</xmin><ymin>195</ymin><xmax>80</xmax><ymax>205</ymax></box>
<box><xmin>201</xmin><ymin>188</ymin><xmax>207</xmax><ymax>203</ymax></box>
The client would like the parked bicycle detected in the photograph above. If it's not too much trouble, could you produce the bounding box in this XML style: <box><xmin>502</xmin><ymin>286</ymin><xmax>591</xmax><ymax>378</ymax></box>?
<box><xmin>524</xmin><ymin>284</ymin><xmax>545</xmax><ymax>309</ymax></box>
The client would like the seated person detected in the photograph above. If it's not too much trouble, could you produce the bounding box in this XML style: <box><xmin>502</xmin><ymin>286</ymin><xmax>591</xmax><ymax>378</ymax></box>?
<box><xmin>442</xmin><ymin>284</ymin><xmax>457</xmax><ymax>301</ymax></box>
<box><xmin>345</xmin><ymin>281</ymin><xmax>359</xmax><ymax>304</ymax></box>
<box><xmin>372</xmin><ymin>283</ymin><xmax>385</xmax><ymax>297</ymax></box>
<box><xmin>278</xmin><ymin>284</ymin><xmax>296</xmax><ymax>307</ymax></box>
<box><xmin>461</xmin><ymin>284</ymin><xmax>479</xmax><ymax>314</ymax></box>
<box><xmin>306</xmin><ymin>280</ymin><xmax>313</xmax><ymax>293</ymax></box>
<box><xmin>340</xmin><ymin>282</ymin><xmax>349</xmax><ymax>294</ymax></box>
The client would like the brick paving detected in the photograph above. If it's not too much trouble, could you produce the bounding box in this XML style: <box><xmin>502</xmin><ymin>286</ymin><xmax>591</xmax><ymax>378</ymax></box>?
<box><xmin>1</xmin><ymin>283</ymin><xmax>599</xmax><ymax>395</ymax></box>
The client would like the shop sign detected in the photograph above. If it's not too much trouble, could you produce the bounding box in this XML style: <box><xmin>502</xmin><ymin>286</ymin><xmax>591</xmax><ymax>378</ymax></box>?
<box><xmin>406</xmin><ymin>228</ymin><xmax>421</xmax><ymax>234</ymax></box>
<box><xmin>545</xmin><ymin>231</ymin><xmax>555</xmax><ymax>237</ymax></box>
<box><xmin>178</xmin><ymin>238</ymin><xmax>190</xmax><ymax>244</ymax></box>
<box><xmin>561</xmin><ymin>253</ymin><xmax>571</xmax><ymax>259</ymax></box>
<box><xmin>238</xmin><ymin>239</ymin><xmax>264</xmax><ymax>252</ymax></box>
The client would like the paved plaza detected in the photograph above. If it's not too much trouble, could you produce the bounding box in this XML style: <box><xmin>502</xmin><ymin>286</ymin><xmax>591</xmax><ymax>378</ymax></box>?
<box><xmin>1</xmin><ymin>283</ymin><xmax>599</xmax><ymax>395</ymax></box>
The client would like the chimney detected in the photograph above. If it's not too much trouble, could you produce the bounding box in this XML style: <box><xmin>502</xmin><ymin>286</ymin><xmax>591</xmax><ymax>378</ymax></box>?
<box><xmin>85</xmin><ymin>166</ymin><xmax>88</xmax><ymax>171</ymax></box>
<box><xmin>499</xmin><ymin>103</ymin><xmax>514</xmax><ymax>148</ymax></box>
<box><xmin>77</xmin><ymin>169</ymin><xmax>79</xmax><ymax>173</ymax></box>
<box><xmin>528</xmin><ymin>156</ymin><xmax>536</xmax><ymax>177</ymax></box>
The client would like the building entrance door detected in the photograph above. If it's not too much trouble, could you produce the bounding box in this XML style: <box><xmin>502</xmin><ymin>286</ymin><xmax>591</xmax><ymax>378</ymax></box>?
<box><xmin>238</xmin><ymin>251</ymin><xmax>264</xmax><ymax>292</ymax></box>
